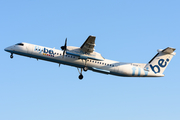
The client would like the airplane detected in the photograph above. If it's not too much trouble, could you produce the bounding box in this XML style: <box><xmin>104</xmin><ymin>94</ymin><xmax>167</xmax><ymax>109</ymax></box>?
<box><xmin>4</xmin><ymin>35</ymin><xmax>176</xmax><ymax>80</ymax></box>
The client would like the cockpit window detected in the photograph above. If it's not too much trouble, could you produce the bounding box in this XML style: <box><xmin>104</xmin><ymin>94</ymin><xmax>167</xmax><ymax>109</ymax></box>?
<box><xmin>15</xmin><ymin>43</ymin><xmax>24</xmax><ymax>46</ymax></box>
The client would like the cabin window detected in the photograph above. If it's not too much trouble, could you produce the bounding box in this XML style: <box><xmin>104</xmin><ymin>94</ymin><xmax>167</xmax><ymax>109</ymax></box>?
<box><xmin>102</xmin><ymin>63</ymin><xmax>104</xmax><ymax>65</ymax></box>
<box><xmin>112</xmin><ymin>65</ymin><xmax>114</xmax><ymax>67</ymax></box>
<box><xmin>105</xmin><ymin>63</ymin><xmax>106</xmax><ymax>65</ymax></box>
<box><xmin>57</xmin><ymin>53</ymin><xmax>59</xmax><ymax>55</ymax></box>
<box><xmin>15</xmin><ymin>43</ymin><xmax>24</xmax><ymax>46</ymax></box>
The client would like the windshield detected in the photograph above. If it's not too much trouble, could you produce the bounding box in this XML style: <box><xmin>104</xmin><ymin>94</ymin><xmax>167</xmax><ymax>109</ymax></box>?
<box><xmin>15</xmin><ymin>43</ymin><xmax>24</xmax><ymax>46</ymax></box>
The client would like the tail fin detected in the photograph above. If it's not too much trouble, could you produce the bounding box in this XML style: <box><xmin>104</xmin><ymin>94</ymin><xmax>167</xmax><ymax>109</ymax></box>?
<box><xmin>144</xmin><ymin>47</ymin><xmax>176</xmax><ymax>74</ymax></box>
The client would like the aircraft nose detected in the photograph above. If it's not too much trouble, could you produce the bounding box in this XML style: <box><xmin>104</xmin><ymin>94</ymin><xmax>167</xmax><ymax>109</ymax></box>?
<box><xmin>4</xmin><ymin>47</ymin><xmax>8</xmax><ymax>51</ymax></box>
<box><xmin>4</xmin><ymin>46</ymin><xmax>12</xmax><ymax>52</ymax></box>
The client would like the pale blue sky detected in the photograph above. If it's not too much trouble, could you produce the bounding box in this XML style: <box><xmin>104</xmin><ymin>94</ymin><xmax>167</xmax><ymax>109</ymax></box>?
<box><xmin>1</xmin><ymin>0</ymin><xmax>180</xmax><ymax>120</ymax></box>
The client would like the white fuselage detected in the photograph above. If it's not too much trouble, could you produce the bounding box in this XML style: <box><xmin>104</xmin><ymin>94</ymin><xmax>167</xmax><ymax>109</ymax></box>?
<box><xmin>4</xmin><ymin>42</ymin><xmax>164</xmax><ymax>77</ymax></box>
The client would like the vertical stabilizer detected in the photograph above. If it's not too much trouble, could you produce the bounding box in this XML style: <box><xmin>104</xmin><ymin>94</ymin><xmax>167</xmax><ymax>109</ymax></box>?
<box><xmin>144</xmin><ymin>47</ymin><xmax>176</xmax><ymax>74</ymax></box>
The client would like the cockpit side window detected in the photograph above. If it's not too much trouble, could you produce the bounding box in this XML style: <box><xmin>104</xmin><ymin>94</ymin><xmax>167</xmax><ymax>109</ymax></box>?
<box><xmin>15</xmin><ymin>43</ymin><xmax>24</xmax><ymax>46</ymax></box>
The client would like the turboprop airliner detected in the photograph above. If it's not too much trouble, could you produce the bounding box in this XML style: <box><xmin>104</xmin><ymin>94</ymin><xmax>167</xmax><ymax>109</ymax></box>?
<box><xmin>4</xmin><ymin>35</ymin><xmax>176</xmax><ymax>80</ymax></box>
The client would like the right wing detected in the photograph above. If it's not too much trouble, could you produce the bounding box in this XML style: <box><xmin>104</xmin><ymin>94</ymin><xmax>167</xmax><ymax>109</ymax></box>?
<box><xmin>80</xmin><ymin>35</ymin><xmax>96</xmax><ymax>54</ymax></box>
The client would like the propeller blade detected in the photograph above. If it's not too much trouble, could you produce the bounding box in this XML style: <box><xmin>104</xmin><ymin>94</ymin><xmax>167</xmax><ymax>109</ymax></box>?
<box><xmin>63</xmin><ymin>49</ymin><xmax>66</xmax><ymax>58</ymax></box>
<box><xmin>61</xmin><ymin>38</ymin><xmax>67</xmax><ymax>50</ymax></box>
<box><xmin>62</xmin><ymin>38</ymin><xmax>67</xmax><ymax>58</ymax></box>
<box><xmin>65</xmin><ymin>38</ymin><xmax>67</xmax><ymax>48</ymax></box>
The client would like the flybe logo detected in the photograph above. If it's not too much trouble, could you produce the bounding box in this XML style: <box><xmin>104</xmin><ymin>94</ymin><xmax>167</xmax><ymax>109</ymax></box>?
<box><xmin>34</xmin><ymin>46</ymin><xmax>54</xmax><ymax>57</ymax></box>
<box><xmin>150</xmin><ymin>58</ymin><xmax>169</xmax><ymax>74</ymax></box>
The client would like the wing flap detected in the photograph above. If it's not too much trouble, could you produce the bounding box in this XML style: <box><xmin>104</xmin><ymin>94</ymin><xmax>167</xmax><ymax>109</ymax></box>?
<box><xmin>92</xmin><ymin>67</ymin><xmax>110</xmax><ymax>74</ymax></box>
<box><xmin>66</xmin><ymin>51</ymin><xmax>104</xmax><ymax>61</ymax></box>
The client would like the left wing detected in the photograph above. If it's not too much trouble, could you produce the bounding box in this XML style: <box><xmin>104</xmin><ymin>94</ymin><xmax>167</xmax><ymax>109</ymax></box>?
<box><xmin>80</xmin><ymin>35</ymin><xmax>96</xmax><ymax>54</ymax></box>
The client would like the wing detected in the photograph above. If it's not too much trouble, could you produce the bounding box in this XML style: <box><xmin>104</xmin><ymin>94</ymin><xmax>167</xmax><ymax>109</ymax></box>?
<box><xmin>80</xmin><ymin>35</ymin><xmax>96</xmax><ymax>53</ymax></box>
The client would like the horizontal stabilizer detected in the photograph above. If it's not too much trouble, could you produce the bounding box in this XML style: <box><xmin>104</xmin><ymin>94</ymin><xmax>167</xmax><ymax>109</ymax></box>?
<box><xmin>158</xmin><ymin>47</ymin><xmax>176</xmax><ymax>55</ymax></box>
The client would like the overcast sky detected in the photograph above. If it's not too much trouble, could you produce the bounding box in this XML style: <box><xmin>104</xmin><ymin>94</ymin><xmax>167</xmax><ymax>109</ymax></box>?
<box><xmin>1</xmin><ymin>0</ymin><xmax>180</xmax><ymax>120</ymax></box>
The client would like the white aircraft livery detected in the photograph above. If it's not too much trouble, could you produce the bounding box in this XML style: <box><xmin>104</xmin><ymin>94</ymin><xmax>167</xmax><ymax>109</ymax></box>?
<box><xmin>4</xmin><ymin>35</ymin><xmax>176</xmax><ymax>79</ymax></box>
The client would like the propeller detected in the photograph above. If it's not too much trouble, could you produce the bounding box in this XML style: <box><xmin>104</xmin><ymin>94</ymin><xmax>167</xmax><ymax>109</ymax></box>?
<box><xmin>61</xmin><ymin>38</ymin><xmax>67</xmax><ymax>57</ymax></box>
